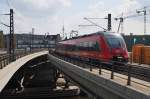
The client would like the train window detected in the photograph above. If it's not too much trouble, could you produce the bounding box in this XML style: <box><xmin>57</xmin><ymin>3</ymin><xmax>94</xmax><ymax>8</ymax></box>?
<box><xmin>94</xmin><ymin>42</ymin><xmax>100</xmax><ymax>51</ymax></box>
<box><xmin>80</xmin><ymin>42</ymin><xmax>83</xmax><ymax>47</ymax></box>
<box><xmin>88</xmin><ymin>41</ymin><xmax>100</xmax><ymax>51</ymax></box>
<box><xmin>92</xmin><ymin>41</ymin><xmax>100</xmax><ymax>51</ymax></box>
<box><xmin>78</xmin><ymin>43</ymin><xmax>81</xmax><ymax>47</ymax></box>
<box><xmin>83</xmin><ymin>42</ymin><xmax>88</xmax><ymax>47</ymax></box>
<box><xmin>77</xmin><ymin>43</ymin><xmax>81</xmax><ymax>50</ymax></box>
<box><xmin>71</xmin><ymin>45</ymin><xmax>75</xmax><ymax>51</ymax></box>
<box><xmin>88</xmin><ymin>41</ymin><xmax>94</xmax><ymax>51</ymax></box>
<box><xmin>104</xmin><ymin>34</ymin><xmax>125</xmax><ymax>48</ymax></box>
<box><xmin>80</xmin><ymin>42</ymin><xmax>88</xmax><ymax>50</ymax></box>
<box><xmin>66</xmin><ymin>45</ymin><xmax>71</xmax><ymax>51</ymax></box>
<box><xmin>77</xmin><ymin>41</ymin><xmax>100</xmax><ymax>51</ymax></box>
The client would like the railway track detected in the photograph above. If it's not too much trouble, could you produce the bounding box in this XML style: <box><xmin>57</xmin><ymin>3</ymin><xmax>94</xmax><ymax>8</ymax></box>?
<box><xmin>52</xmin><ymin>53</ymin><xmax>150</xmax><ymax>82</ymax></box>
<box><xmin>113</xmin><ymin>64</ymin><xmax>150</xmax><ymax>82</ymax></box>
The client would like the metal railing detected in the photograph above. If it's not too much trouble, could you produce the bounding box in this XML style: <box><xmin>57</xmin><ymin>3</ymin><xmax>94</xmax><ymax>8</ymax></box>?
<box><xmin>52</xmin><ymin>53</ymin><xmax>150</xmax><ymax>87</ymax></box>
<box><xmin>0</xmin><ymin>49</ymin><xmax>47</xmax><ymax>69</ymax></box>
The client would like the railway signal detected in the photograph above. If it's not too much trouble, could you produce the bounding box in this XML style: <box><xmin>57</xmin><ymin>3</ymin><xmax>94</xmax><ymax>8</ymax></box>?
<box><xmin>107</xmin><ymin>14</ymin><xmax>111</xmax><ymax>31</ymax></box>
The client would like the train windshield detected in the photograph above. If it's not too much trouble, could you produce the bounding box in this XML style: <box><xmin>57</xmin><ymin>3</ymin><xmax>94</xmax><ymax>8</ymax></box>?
<box><xmin>104</xmin><ymin>33</ymin><xmax>126</xmax><ymax>48</ymax></box>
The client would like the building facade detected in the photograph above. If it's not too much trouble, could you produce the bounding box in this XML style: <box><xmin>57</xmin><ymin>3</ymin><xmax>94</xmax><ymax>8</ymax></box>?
<box><xmin>4</xmin><ymin>33</ymin><xmax>61</xmax><ymax>49</ymax></box>
<box><xmin>123</xmin><ymin>34</ymin><xmax>150</xmax><ymax>51</ymax></box>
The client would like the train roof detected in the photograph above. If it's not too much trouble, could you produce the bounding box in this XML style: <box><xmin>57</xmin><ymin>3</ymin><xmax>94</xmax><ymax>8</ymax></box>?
<box><xmin>62</xmin><ymin>31</ymin><xmax>116</xmax><ymax>41</ymax></box>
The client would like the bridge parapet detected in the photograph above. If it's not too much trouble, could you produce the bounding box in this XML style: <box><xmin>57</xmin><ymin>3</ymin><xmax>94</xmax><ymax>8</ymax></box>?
<box><xmin>0</xmin><ymin>51</ymin><xmax>48</xmax><ymax>92</ymax></box>
<box><xmin>0</xmin><ymin>49</ymin><xmax>47</xmax><ymax>69</ymax></box>
<box><xmin>48</xmin><ymin>54</ymin><xmax>150</xmax><ymax>99</ymax></box>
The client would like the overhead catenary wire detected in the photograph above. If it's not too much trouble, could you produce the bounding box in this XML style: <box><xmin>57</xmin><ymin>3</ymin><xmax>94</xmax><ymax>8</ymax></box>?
<box><xmin>6</xmin><ymin>0</ymin><xmax>12</xmax><ymax>8</ymax></box>
<box><xmin>4</xmin><ymin>0</ymin><xmax>30</xmax><ymax>33</ymax></box>
<box><xmin>0</xmin><ymin>0</ymin><xmax>11</xmax><ymax>29</ymax></box>
<box><xmin>0</xmin><ymin>0</ymin><xmax>12</xmax><ymax>31</ymax></box>
<box><xmin>82</xmin><ymin>17</ymin><xmax>107</xmax><ymax>31</ymax></box>
<box><xmin>0</xmin><ymin>0</ymin><xmax>29</xmax><ymax>35</ymax></box>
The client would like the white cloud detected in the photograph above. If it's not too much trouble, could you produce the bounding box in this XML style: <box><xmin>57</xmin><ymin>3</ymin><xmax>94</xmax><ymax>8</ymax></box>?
<box><xmin>10</xmin><ymin>0</ymin><xmax>72</xmax><ymax>18</ymax></box>
<box><xmin>119</xmin><ymin>0</ymin><xmax>141</xmax><ymax>14</ymax></box>
<box><xmin>124</xmin><ymin>19</ymin><xmax>144</xmax><ymax>34</ymax></box>
<box><xmin>21</xmin><ymin>0</ymin><xmax>71</xmax><ymax>9</ymax></box>
<box><xmin>59</xmin><ymin>0</ymin><xmax>72</xmax><ymax>7</ymax></box>
<box><xmin>1</xmin><ymin>0</ymin><xmax>148</xmax><ymax>36</ymax></box>
<box><xmin>87</xmin><ymin>1</ymin><xmax>106</xmax><ymax>17</ymax></box>
<box><xmin>22</xmin><ymin>0</ymin><xmax>51</xmax><ymax>9</ymax></box>
<box><xmin>7</xmin><ymin>0</ymin><xmax>72</xmax><ymax>34</ymax></box>
<box><xmin>83</xmin><ymin>0</ymin><xmax>145</xmax><ymax>34</ymax></box>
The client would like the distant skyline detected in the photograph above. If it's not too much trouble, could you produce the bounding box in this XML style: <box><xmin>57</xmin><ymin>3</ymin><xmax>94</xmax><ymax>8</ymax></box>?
<box><xmin>0</xmin><ymin>0</ymin><xmax>150</xmax><ymax>36</ymax></box>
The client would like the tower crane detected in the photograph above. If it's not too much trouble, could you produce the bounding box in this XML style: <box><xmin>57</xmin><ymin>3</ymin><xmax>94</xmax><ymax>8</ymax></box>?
<box><xmin>136</xmin><ymin>6</ymin><xmax>147</xmax><ymax>35</ymax></box>
<box><xmin>115</xmin><ymin>6</ymin><xmax>150</xmax><ymax>34</ymax></box>
<box><xmin>115</xmin><ymin>13</ymin><xmax>144</xmax><ymax>33</ymax></box>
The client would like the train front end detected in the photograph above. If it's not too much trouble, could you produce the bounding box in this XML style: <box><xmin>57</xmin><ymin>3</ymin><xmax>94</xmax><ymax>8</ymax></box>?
<box><xmin>104</xmin><ymin>33</ymin><xmax>129</xmax><ymax>63</ymax></box>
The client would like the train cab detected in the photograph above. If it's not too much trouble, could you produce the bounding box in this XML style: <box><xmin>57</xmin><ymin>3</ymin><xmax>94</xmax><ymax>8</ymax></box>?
<box><xmin>103</xmin><ymin>33</ymin><xmax>129</xmax><ymax>62</ymax></box>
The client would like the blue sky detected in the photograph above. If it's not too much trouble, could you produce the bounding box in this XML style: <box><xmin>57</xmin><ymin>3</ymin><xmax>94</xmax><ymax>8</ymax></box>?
<box><xmin>0</xmin><ymin>0</ymin><xmax>150</xmax><ymax>36</ymax></box>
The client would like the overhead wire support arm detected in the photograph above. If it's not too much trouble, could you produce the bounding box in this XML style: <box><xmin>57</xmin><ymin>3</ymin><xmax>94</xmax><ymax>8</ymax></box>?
<box><xmin>0</xmin><ymin>13</ymin><xmax>10</xmax><ymax>16</ymax></box>
<box><xmin>0</xmin><ymin>22</ymin><xmax>10</xmax><ymax>27</ymax></box>
<box><xmin>78</xmin><ymin>25</ymin><xmax>97</xmax><ymax>27</ymax></box>
<box><xmin>84</xmin><ymin>17</ymin><xmax>107</xmax><ymax>31</ymax></box>
<box><xmin>0</xmin><ymin>12</ymin><xmax>11</xmax><ymax>27</ymax></box>
<box><xmin>84</xmin><ymin>17</ymin><xmax>108</xmax><ymax>19</ymax></box>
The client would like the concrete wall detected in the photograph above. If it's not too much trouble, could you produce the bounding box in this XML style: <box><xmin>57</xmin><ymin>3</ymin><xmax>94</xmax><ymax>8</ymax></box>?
<box><xmin>48</xmin><ymin>54</ymin><xmax>150</xmax><ymax>99</ymax></box>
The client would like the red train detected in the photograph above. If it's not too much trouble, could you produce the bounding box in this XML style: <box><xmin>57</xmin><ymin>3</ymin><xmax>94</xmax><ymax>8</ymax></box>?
<box><xmin>55</xmin><ymin>31</ymin><xmax>129</xmax><ymax>63</ymax></box>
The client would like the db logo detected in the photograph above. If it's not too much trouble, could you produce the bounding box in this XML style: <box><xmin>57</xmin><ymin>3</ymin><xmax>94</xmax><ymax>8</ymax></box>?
<box><xmin>115</xmin><ymin>50</ymin><xmax>120</xmax><ymax>53</ymax></box>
